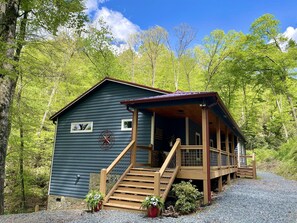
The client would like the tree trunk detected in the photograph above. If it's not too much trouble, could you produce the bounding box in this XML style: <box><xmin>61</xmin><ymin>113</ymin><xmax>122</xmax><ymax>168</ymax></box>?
<box><xmin>0</xmin><ymin>0</ymin><xmax>19</xmax><ymax>215</ymax></box>
<box><xmin>286</xmin><ymin>93</ymin><xmax>297</xmax><ymax>129</ymax></box>
<box><xmin>37</xmin><ymin>77</ymin><xmax>59</xmax><ymax>137</ymax></box>
<box><xmin>16</xmin><ymin>76</ymin><xmax>25</xmax><ymax>210</ymax></box>
<box><xmin>275</xmin><ymin>97</ymin><xmax>289</xmax><ymax>139</ymax></box>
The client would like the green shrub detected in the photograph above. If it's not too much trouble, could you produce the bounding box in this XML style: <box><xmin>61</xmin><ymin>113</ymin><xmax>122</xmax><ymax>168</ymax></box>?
<box><xmin>172</xmin><ymin>181</ymin><xmax>202</xmax><ymax>214</ymax></box>
<box><xmin>276</xmin><ymin>138</ymin><xmax>297</xmax><ymax>180</ymax></box>
<box><xmin>253</xmin><ymin>148</ymin><xmax>278</xmax><ymax>163</ymax></box>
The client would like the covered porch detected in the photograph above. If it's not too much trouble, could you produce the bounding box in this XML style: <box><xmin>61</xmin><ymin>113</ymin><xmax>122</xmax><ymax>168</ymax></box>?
<box><xmin>100</xmin><ymin>91</ymin><xmax>245</xmax><ymax>210</ymax></box>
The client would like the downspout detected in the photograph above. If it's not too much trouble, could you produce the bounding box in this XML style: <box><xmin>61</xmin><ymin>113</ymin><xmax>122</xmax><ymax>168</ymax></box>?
<box><xmin>126</xmin><ymin>105</ymin><xmax>134</xmax><ymax>113</ymax></box>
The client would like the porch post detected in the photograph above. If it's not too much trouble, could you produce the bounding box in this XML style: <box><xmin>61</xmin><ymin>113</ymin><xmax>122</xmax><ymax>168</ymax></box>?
<box><xmin>185</xmin><ymin>117</ymin><xmax>189</xmax><ymax>145</ymax></box>
<box><xmin>231</xmin><ymin>134</ymin><xmax>236</xmax><ymax>178</ymax></box>
<box><xmin>202</xmin><ymin>107</ymin><xmax>211</xmax><ymax>205</ymax></box>
<box><xmin>131</xmin><ymin>109</ymin><xmax>138</xmax><ymax>167</ymax></box>
<box><xmin>225</xmin><ymin>128</ymin><xmax>231</xmax><ymax>185</ymax></box>
<box><xmin>238</xmin><ymin>140</ymin><xmax>242</xmax><ymax>168</ymax></box>
<box><xmin>216</xmin><ymin>118</ymin><xmax>222</xmax><ymax>192</ymax></box>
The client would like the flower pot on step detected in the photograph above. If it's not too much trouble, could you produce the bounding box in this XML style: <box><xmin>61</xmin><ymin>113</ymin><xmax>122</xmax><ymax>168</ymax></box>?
<box><xmin>94</xmin><ymin>201</ymin><xmax>103</xmax><ymax>212</ymax></box>
<box><xmin>147</xmin><ymin>206</ymin><xmax>159</xmax><ymax>218</ymax></box>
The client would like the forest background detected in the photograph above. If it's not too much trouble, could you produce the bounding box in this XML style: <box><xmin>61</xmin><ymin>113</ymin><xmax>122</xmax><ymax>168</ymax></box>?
<box><xmin>0</xmin><ymin>1</ymin><xmax>296</xmax><ymax>214</ymax></box>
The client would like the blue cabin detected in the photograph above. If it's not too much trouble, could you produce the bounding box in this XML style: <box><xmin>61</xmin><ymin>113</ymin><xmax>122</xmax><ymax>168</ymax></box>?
<box><xmin>48</xmin><ymin>77</ymin><xmax>250</xmax><ymax>211</ymax></box>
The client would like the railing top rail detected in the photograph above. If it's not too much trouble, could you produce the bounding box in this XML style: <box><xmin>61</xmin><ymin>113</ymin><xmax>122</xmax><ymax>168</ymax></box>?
<box><xmin>106</xmin><ymin>140</ymin><xmax>135</xmax><ymax>174</ymax></box>
<box><xmin>180</xmin><ymin>145</ymin><xmax>203</xmax><ymax>150</ymax></box>
<box><xmin>221</xmin><ymin>150</ymin><xmax>228</xmax><ymax>155</ymax></box>
<box><xmin>210</xmin><ymin>148</ymin><xmax>219</xmax><ymax>152</ymax></box>
<box><xmin>159</xmin><ymin>138</ymin><xmax>181</xmax><ymax>177</ymax></box>
<box><xmin>240</xmin><ymin>155</ymin><xmax>253</xmax><ymax>158</ymax></box>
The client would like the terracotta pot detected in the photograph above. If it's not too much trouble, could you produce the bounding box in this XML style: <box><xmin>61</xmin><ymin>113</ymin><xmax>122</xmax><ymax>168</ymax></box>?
<box><xmin>94</xmin><ymin>201</ymin><xmax>103</xmax><ymax>212</ymax></box>
<box><xmin>147</xmin><ymin>206</ymin><xmax>159</xmax><ymax>218</ymax></box>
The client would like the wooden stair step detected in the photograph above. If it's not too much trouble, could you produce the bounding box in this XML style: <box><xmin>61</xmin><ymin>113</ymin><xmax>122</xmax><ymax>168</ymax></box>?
<box><xmin>124</xmin><ymin>175</ymin><xmax>170</xmax><ymax>183</ymax></box>
<box><xmin>127</xmin><ymin>171</ymin><xmax>173</xmax><ymax>177</ymax></box>
<box><xmin>130</xmin><ymin>168</ymin><xmax>174</xmax><ymax>173</ymax></box>
<box><xmin>116</xmin><ymin>187</ymin><xmax>164</xmax><ymax>195</ymax></box>
<box><xmin>119</xmin><ymin>181</ymin><xmax>167</xmax><ymax>189</ymax></box>
<box><xmin>111</xmin><ymin>193</ymin><xmax>147</xmax><ymax>202</ymax></box>
<box><xmin>104</xmin><ymin>200</ymin><xmax>142</xmax><ymax>211</ymax></box>
<box><xmin>130</xmin><ymin>168</ymin><xmax>159</xmax><ymax>172</ymax></box>
<box><xmin>127</xmin><ymin>172</ymin><xmax>154</xmax><ymax>177</ymax></box>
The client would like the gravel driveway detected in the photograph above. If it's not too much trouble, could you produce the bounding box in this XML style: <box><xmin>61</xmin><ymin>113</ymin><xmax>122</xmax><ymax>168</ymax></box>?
<box><xmin>1</xmin><ymin>171</ymin><xmax>296</xmax><ymax>223</ymax></box>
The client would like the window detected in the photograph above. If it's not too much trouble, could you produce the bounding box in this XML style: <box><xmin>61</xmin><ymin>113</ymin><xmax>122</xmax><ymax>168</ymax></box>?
<box><xmin>195</xmin><ymin>132</ymin><xmax>201</xmax><ymax>145</ymax></box>
<box><xmin>210</xmin><ymin>139</ymin><xmax>214</xmax><ymax>148</ymax></box>
<box><xmin>121</xmin><ymin>119</ymin><xmax>132</xmax><ymax>131</ymax></box>
<box><xmin>70</xmin><ymin>122</ymin><xmax>93</xmax><ymax>133</ymax></box>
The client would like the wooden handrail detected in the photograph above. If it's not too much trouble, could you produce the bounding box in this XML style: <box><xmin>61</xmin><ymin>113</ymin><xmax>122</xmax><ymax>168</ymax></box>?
<box><xmin>210</xmin><ymin>148</ymin><xmax>219</xmax><ymax>153</ymax></box>
<box><xmin>159</xmin><ymin>138</ymin><xmax>181</xmax><ymax>177</ymax></box>
<box><xmin>100</xmin><ymin>140</ymin><xmax>135</xmax><ymax>196</ymax></box>
<box><xmin>180</xmin><ymin>145</ymin><xmax>203</xmax><ymax>150</ymax></box>
<box><xmin>221</xmin><ymin>151</ymin><xmax>228</xmax><ymax>155</ymax></box>
<box><xmin>104</xmin><ymin>163</ymin><xmax>133</xmax><ymax>203</ymax></box>
<box><xmin>240</xmin><ymin>155</ymin><xmax>253</xmax><ymax>158</ymax></box>
<box><xmin>106</xmin><ymin>140</ymin><xmax>135</xmax><ymax>174</ymax></box>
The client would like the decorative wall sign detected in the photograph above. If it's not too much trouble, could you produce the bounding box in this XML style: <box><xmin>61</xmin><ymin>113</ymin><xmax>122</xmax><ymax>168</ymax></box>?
<box><xmin>98</xmin><ymin>130</ymin><xmax>114</xmax><ymax>150</ymax></box>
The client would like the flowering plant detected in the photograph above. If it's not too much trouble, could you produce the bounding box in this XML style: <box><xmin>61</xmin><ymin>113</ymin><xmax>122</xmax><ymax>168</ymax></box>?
<box><xmin>141</xmin><ymin>195</ymin><xmax>164</xmax><ymax>210</ymax></box>
<box><xmin>85</xmin><ymin>190</ymin><xmax>104</xmax><ymax>210</ymax></box>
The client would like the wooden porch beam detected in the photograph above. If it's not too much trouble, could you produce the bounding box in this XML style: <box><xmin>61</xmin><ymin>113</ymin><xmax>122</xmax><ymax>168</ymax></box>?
<box><xmin>131</xmin><ymin>109</ymin><xmax>138</xmax><ymax>167</ymax></box>
<box><xmin>202</xmin><ymin>108</ymin><xmax>211</xmax><ymax>205</ymax></box>
<box><xmin>225</xmin><ymin>128</ymin><xmax>231</xmax><ymax>185</ymax></box>
<box><xmin>216</xmin><ymin>118</ymin><xmax>222</xmax><ymax>192</ymax></box>
<box><xmin>231</xmin><ymin>134</ymin><xmax>235</xmax><ymax>179</ymax></box>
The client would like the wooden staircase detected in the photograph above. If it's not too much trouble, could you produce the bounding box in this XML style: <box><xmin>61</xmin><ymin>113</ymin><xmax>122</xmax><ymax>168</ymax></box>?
<box><xmin>237</xmin><ymin>167</ymin><xmax>256</xmax><ymax>179</ymax></box>
<box><xmin>103</xmin><ymin>167</ymin><xmax>178</xmax><ymax>211</ymax></box>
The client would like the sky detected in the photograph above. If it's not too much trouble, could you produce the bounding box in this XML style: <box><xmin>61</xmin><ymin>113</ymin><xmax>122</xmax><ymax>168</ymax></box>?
<box><xmin>85</xmin><ymin>0</ymin><xmax>297</xmax><ymax>45</ymax></box>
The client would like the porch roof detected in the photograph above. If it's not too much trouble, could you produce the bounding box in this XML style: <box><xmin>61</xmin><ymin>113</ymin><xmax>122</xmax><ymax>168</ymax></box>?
<box><xmin>121</xmin><ymin>91</ymin><xmax>246</xmax><ymax>142</ymax></box>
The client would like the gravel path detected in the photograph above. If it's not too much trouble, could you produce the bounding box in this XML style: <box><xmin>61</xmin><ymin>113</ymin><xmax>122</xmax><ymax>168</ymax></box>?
<box><xmin>1</xmin><ymin>171</ymin><xmax>296</xmax><ymax>223</ymax></box>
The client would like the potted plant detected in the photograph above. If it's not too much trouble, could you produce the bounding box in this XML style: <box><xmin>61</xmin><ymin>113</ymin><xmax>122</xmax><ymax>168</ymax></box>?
<box><xmin>85</xmin><ymin>190</ymin><xmax>104</xmax><ymax>212</ymax></box>
<box><xmin>141</xmin><ymin>195</ymin><xmax>164</xmax><ymax>218</ymax></box>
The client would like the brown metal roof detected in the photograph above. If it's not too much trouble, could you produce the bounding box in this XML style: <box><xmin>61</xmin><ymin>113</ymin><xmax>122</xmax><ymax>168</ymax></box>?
<box><xmin>121</xmin><ymin>90</ymin><xmax>217</xmax><ymax>105</ymax></box>
<box><xmin>50</xmin><ymin>77</ymin><xmax>171</xmax><ymax>121</ymax></box>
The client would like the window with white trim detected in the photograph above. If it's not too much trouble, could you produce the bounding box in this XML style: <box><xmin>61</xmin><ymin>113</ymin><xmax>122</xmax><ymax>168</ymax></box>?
<box><xmin>70</xmin><ymin>122</ymin><xmax>93</xmax><ymax>133</ymax></box>
<box><xmin>121</xmin><ymin>119</ymin><xmax>132</xmax><ymax>131</ymax></box>
<box><xmin>210</xmin><ymin>139</ymin><xmax>214</xmax><ymax>148</ymax></box>
<box><xmin>195</xmin><ymin>132</ymin><xmax>201</xmax><ymax>145</ymax></box>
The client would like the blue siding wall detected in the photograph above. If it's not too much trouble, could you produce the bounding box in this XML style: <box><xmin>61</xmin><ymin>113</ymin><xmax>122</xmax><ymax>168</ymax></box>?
<box><xmin>49</xmin><ymin>82</ymin><xmax>161</xmax><ymax>198</ymax></box>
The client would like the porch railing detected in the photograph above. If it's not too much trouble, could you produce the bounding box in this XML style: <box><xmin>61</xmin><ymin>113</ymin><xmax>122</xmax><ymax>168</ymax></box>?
<box><xmin>177</xmin><ymin>146</ymin><xmax>237</xmax><ymax>168</ymax></box>
<box><xmin>153</xmin><ymin>138</ymin><xmax>181</xmax><ymax>198</ymax></box>
<box><xmin>99</xmin><ymin>141</ymin><xmax>153</xmax><ymax>201</ymax></box>
<box><xmin>180</xmin><ymin>145</ymin><xmax>203</xmax><ymax>166</ymax></box>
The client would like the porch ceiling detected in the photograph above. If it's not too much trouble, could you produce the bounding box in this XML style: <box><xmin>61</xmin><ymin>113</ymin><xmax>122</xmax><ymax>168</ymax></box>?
<box><xmin>141</xmin><ymin>104</ymin><xmax>219</xmax><ymax>133</ymax></box>
<box><xmin>121</xmin><ymin>91</ymin><xmax>245</xmax><ymax>141</ymax></box>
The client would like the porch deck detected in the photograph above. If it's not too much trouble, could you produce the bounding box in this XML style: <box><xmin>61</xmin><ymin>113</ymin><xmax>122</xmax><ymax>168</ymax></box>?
<box><xmin>99</xmin><ymin>138</ymin><xmax>239</xmax><ymax>211</ymax></box>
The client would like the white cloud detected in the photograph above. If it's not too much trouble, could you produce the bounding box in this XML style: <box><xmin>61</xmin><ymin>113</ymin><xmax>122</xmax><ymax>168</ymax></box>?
<box><xmin>85</xmin><ymin>0</ymin><xmax>106</xmax><ymax>13</ymax></box>
<box><xmin>282</xmin><ymin>26</ymin><xmax>297</xmax><ymax>42</ymax></box>
<box><xmin>83</xmin><ymin>2</ymin><xmax>140</xmax><ymax>54</ymax></box>
<box><xmin>89</xmin><ymin>6</ymin><xmax>140</xmax><ymax>42</ymax></box>
<box><xmin>274</xmin><ymin>26</ymin><xmax>297</xmax><ymax>51</ymax></box>
<box><xmin>92</xmin><ymin>7</ymin><xmax>140</xmax><ymax>42</ymax></box>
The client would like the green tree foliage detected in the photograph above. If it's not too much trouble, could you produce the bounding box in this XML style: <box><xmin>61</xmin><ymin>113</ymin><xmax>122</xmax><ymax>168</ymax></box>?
<box><xmin>3</xmin><ymin>12</ymin><xmax>297</xmax><ymax>214</ymax></box>
<box><xmin>0</xmin><ymin>0</ymin><xmax>87</xmax><ymax>215</ymax></box>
